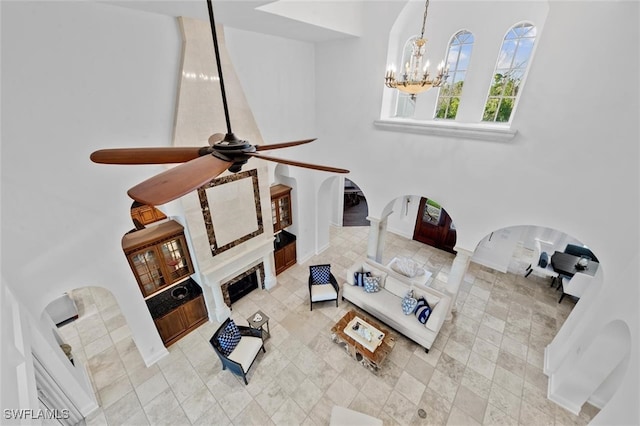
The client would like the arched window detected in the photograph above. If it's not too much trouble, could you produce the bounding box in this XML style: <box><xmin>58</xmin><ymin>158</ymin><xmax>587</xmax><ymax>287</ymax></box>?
<box><xmin>395</xmin><ymin>35</ymin><xmax>421</xmax><ymax>118</ymax></box>
<box><xmin>483</xmin><ymin>22</ymin><xmax>537</xmax><ymax>123</ymax></box>
<box><xmin>435</xmin><ymin>30</ymin><xmax>474</xmax><ymax>120</ymax></box>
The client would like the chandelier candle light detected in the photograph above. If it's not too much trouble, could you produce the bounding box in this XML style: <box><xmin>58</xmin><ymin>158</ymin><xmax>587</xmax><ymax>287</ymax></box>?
<box><xmin>385</xmin><ymin>0</ymin><xmax>449</xmax><ymax>99</ymax></box>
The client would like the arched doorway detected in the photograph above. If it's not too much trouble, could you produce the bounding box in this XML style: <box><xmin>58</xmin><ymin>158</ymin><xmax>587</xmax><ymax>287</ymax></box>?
<box><xmin>412</xmin><ymin>197</ymin><xmax>456</xmax><ymax>253</ymax></box>
<box><xmin>343</xmin><ymin>178</ymin><xmax>369</xmax><ymax>226</ymax></box>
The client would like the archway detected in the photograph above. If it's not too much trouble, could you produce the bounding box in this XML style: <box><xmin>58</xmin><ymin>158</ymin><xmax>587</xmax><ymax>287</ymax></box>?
<box><xmin>470</xmin><ymin>224</ymin><xmax>606</xmax><ymax>415</ymax></box>
<box><xmin>41</xmin><ymin>285</ymin><xmax>129</xmax><ymax>416</ymax></box>
<box><xmin>383</xmin><ymin>194</ymin><xmax>457</xmax><ymax>253</ymax></box>
<box><xmin>343</xmin><ymin>178</ymin><xmax>369</xmax><ymax>226</ymax></box>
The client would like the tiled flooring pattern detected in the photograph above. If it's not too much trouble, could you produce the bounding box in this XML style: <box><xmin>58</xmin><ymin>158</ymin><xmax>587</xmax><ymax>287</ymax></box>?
<box><xmin>59</xmin><ymin>226</ymin><xmax>599</xmax><ymax>425</ymax></box>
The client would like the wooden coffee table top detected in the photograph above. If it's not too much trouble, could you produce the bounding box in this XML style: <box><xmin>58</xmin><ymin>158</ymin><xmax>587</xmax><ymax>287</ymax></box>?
<box><xmin>331</xmin><ymin>310</ymin><xmax>396</xmax><ymax>365</ymax></box>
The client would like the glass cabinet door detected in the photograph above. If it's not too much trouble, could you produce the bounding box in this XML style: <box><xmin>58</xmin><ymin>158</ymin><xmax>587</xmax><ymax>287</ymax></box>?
<box><xmin>271</xmin><ymin>201</ymin><xmax>278</xmax><ymax>226</ymax></box>
<box><xmin>278</xmin><ymin>197</ymin><xmax>291</xmax><ymax>228</ymax></box>
<box><xmin>131</xmin><ymin>248</ymin><xmax>164</xmax><ymax>296</ymax></box>
<box><xmin>159</xmin><ymin>237</ymin><xmax>192</xmax><ymax>282</ymax></box>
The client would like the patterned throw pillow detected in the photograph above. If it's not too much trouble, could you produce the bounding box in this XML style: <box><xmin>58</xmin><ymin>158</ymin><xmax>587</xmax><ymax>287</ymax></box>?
<box><xmin>311</xmin><ymin>265</ymin><xmax>331</xmax><ymax>284</ymax></box>
<box><xmin>414</xmin><ymin>297</ymin><xmax>432</xmax><ymax>324</ymax></box>
<box><xmin>363</xmin><ymin>276</ymin><xmax>381</xmax><ymax>293</ymax></box>
<box><xmin>402</xmin><ymin>290</ymin><xmax>418</xmax><ymax>315</ymax></box>
<box><xmin>353</xmin><ymin>271</ymin><xmax>371</xmax><ymax>286</ymax></box>
<box><xmin>218</xmin><ymin>320</ymin><xmax>241</xmax><ymax>356</ymax></box>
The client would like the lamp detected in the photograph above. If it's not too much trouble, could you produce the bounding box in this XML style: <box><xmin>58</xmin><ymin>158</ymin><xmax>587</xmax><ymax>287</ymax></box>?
<box><xmin>384</xmin><ymin>0</ymin><xmax>448</xmax><ymax>99</ymax></box>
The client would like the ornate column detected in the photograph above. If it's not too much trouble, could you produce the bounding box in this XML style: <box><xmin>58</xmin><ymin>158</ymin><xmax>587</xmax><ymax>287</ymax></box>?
<box><xmin>366</xmin><ymin>216</ymin><xmax>388</xmax><ymax>263</ymax></box>
<box><xmin>445</xmin><ymin>248</ymin><xmax>474</xmax><ymax>320</ymax></box>
<box><xmin>202</xmin><ymin>275</ymin><xmax>231</xmax><ymax>322</ymax></box>
<box><xmin>262</xmin><ymin>253</ymin><xmax>277</xmax><ymax>290</ymax></box>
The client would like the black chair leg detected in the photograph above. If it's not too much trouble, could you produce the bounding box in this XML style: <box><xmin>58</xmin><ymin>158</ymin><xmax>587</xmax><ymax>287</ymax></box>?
<box><xmin>558</xmin><ymin>293</ymin><xmax>566</xmax><ymax>303</ymax></box>
<box><xmin>525</xmin><ymin>269</ymin><xmax>532</xmax><ymax>277</ymax></box>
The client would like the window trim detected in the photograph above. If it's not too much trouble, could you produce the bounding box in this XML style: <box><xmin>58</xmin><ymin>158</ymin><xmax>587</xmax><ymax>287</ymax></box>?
<box><xmin>434</xmin><ymin>29</ymin><xmax>475</xmax><ymax>120</ymax></box>
<box><xmin>373</xmin><ymin>118</ymin><xmax>517</xmax><ymax>142</ymax></box>
<box><xmin>482</xmin><ymin>21</ymin><xmax>537</xmax><ymax>124</ymax></box>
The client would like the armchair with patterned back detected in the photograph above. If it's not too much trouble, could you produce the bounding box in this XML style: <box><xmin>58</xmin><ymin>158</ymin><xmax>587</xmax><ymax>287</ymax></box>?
<box><xmin>209</xmin><ymin>318</ymin><xmax>265</xmax><ymax>385</ymax></box>
<box><xmin>308</xmin><ymin>264</ymin><xmax>339</xmax><ymax>311</ymax></box>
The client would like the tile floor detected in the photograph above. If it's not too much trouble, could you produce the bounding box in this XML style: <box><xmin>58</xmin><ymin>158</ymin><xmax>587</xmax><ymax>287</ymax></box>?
<box><xmin>59</xmin><ymin>226</ymin><xmax>599</xmax><ymax>425</ymax></box>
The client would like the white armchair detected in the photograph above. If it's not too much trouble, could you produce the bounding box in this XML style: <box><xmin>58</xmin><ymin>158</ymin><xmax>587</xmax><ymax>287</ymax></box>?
<box><xmin>559</xmin><ymin>272</ymin><xmax>593</xmax><ymax>303</ymax></box>
<box><xmin>525</xmin><ymin>239</ymin><xmax>559</xmax><ymax>286</ymax></box>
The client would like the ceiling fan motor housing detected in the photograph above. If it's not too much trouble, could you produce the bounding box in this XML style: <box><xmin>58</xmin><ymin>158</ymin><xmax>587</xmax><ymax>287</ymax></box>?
<box><xmin>211</xmin><ymin>133</ymin><xmax>256</xmax><ymax>173</ymax></box>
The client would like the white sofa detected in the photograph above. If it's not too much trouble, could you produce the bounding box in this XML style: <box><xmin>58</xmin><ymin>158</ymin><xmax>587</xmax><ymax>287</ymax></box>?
<box><xmin>342</xmin><ymin>259</ymin><xmax>451</xmax><ymax>352</ymax></box>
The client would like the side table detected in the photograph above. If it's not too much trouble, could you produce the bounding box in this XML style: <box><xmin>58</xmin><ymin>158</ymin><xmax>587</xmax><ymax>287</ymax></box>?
<box><xmin>247</xmin><ymin>310</ymin><xmax>270</xmax><ymax>340</ymax></box>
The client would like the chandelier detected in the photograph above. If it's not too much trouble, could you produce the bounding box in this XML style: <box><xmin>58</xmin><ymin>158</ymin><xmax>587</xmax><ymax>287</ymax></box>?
<box><xmin>384</xmin><ymin>0</ymin><xmax>448</xmax><ymax>99</ymax></box>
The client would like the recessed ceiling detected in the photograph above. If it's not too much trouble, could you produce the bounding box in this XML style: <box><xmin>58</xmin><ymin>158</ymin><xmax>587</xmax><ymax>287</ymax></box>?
<box><xmin>101</xmin><ymin>0</ymin><xmax>364</xmax><ymax>42</ymax></box>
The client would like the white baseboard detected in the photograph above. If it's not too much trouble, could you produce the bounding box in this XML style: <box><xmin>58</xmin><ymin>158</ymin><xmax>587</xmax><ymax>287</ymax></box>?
<box><xmin>386</xmin><ymin>226</ymin><xmax>413</xmax><ymax>240</ymax></box>
<box><xmin>316</xmin><ymin>242</ymin><xmax>330</xmax><ymax>255</ymax></box>
<box><xmin>547</xmin><ymin>375</ymin><xmax>582</xmax><ymax>415</ymax></box>
<box><xmin>143</xmin><ymin>347</ymin><xmax>169</xmax><ymax>367</ymax></box>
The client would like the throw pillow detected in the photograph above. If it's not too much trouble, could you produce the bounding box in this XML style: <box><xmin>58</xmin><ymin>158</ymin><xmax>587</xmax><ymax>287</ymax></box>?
<box><xmin>414</xmin><ymin>297</ymin><xmax>432</xmax><ymax>324</ymax></box>
<box><xmin>353</xmin><ymin>271</ymin><xmax>371</xmax><ymax>286</ymax></box>
<box><xmin>402</xmin><ymin>290</ymin><xmax>418</xmax><ymax>315</ymax></box>
<box><xmin>363</xmin><ymin>276</ymin><xmax>381</xmax><ymax>293</ymax></box>
<box><xmin>311</xmin><ymin>265</ymin><xmax>331</xmax><ymax>284</ymax></box>
<box><xmin>218</xmin><ymin>320</ymin><xmax>241</xmax><ymax>356</ymax></box>
<box><xmin>538</xmin><ymin>252</ymin><xmax>549</xmax><ymax>268</ymax></box>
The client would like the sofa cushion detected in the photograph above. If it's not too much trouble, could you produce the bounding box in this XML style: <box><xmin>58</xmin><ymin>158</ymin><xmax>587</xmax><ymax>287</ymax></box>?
<box><xmin>218</xmin><ymin>320</ymin><xmax>242</xmax><ymax>356</ymax></box>
<box><xmin>402</xmin><ymin>290</ymin><xmax>418</xmax><ymax>315</ymax></box>
<box><xmin>363</xmin><ymin>276</ymin><xmax>381</xmax><ymax>293</ymax></box>
<box><xmin>414</xmin><ymin>297</ymin><xmax>432</xmax><ymax>324</ymax></box>
<box><xmin>353</xmin><ymin>271</ymin><xmax>371</xmax><ymax>287</ymax></box>
<box><xmin>311</xmin><ymin>283</ymin><xmax>338</xmax><ymax>302</ymax></box>
<box><xmin>227</xmin><ymin>336</ymin><xmax>263</xmax><ymax>373</ymax></box>
<box><xmin>311</xmin><ymin>264</ymin><xmax>332</xmax><ymax>284</ymax></box>
<box><xmin>384</xmin><ymin>275</ymin><xmax>410</xmax><ymax>298</ymax></box>
<box><xmin>412</xmin><ymin>285</ymin><xmax>440</xmax><ymax>308</ymax></box>
<box><xmin>362</xmin><ymin>264</ymin><xmax>388</xmax><ymax>287</ymax></box>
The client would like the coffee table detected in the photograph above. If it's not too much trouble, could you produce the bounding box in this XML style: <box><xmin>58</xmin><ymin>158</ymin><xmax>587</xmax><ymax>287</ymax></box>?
<box><xmin>331</xmin><ymin>310</ymin><xmax>395</xmax><ymax>374</ymax></box>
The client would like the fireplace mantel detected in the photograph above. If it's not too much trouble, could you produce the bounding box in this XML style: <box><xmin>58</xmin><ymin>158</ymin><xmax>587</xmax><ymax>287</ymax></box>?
<box><xmin>200</xmin><ymin>236</ymin><xmax>274</xmax><ymax>285</ymax></box>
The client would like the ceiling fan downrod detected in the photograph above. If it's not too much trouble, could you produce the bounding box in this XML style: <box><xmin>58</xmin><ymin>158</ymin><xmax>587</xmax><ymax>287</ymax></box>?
<box><xmin>206</xmin><ymin>0</ymin><xmax>232</xmax><ymax>137</ymax></box>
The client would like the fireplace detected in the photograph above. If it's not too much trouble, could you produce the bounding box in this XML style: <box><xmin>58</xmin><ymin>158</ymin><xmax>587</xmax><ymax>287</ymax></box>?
<box><xmin>220</xmin><ymin>263</ymin><xmax>265</xmax><ymax>308</ymax></box>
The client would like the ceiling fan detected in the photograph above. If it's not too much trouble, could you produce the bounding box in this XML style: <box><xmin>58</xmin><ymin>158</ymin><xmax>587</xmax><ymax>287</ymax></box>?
<box><xmin>90</xmin><ymin>0</ymin><xmax>348</xmax><ymax>206</ymax></box>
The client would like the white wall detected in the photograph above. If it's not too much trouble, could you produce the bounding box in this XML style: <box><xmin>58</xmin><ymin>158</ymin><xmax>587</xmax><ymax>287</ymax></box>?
<box><xmin>2</xmin><ymin>1</ymin><xmax>182</xmax><ymax>381</ymax></box>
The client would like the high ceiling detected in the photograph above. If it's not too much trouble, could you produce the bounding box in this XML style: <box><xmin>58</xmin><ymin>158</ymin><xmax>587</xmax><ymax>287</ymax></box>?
<box><xmin>102</xmin><ymin>0</ymin><xmax>367</xmax><ymax>42</ymax></box>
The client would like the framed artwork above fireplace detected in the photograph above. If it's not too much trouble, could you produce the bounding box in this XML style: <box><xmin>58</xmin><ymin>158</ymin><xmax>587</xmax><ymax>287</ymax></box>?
<box><xmin>197</xmin><ymin>169</ymin><xmax>264</xmax><ymax>257</ymax></box>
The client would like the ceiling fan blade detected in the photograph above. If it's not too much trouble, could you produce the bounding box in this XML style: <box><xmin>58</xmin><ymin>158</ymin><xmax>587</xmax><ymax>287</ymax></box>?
<box><xmin>208</xmin><ymin>133</ymin><xmax>225</xmax><ymax>146</ymax></box>
<box><xmin>246</xmin><ymin>152</ymin><xmax>349</xmax><ymax>174</ymax></box>
<box><xmin>127</xmin><ymin>154</ymin><xmax>232</xmax><ymax>205</ymax></box>
<box><xmin>255</xmin><ymin>138</ymin><xmax>316</xmax><ymax>151</ymax></box>
<box><xmin>90</xmin><ymin>147</ymin><xmax>208</xmax><ymax>165</ymax></box>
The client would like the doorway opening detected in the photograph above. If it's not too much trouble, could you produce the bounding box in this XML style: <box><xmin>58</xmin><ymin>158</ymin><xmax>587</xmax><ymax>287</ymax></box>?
<box><xmin>412</xmin><ymin>197</ymin><xmax>456</xmax><ymax>253</ymax></box>
<box><xmin>343</xmin><ymin>179</ymin><xmax>369</xmax><ymax>226</ymax></box>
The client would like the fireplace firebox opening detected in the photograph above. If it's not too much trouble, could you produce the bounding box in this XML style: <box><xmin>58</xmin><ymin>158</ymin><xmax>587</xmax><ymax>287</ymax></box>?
<box><xmin>221</xmin><ymin>263</ymin><xmax>265</xmax><ymax>308</ymax></box>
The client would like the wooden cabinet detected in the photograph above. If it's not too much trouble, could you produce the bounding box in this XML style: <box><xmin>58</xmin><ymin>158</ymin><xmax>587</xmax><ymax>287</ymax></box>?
<box><xmin>154</xmin><ymin>294</ymin><xmax>208</xmax><ymax>346</ymax></box>
<box><xmin>270</xmin><ymin>184</ymin><xmax>292</xmax><ymax>233</ymax></box>
<box><xmin>154</xmin><ymin>308</ymin><xmax>185</xmax><ymax>345</ymax></box>
<box><xmin>130</xmin><ymin>203</ymin><xmax>167</xmax><ymax>226</ymax></box>
<box><xmin>274</xmin><ymin>230</ymin><xmax>297</xmax><ymax>275</ymax></box>
<box><xmin>182</xmin><ymin>296</ymin><xmax>208</xmax><ymax>329</ymax></box>
<box><xmin>122</xmin><ymin>220</ymin><xmax>194</xmax><ymax>297</ymax></box>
